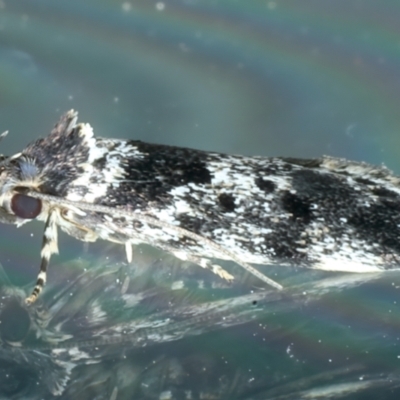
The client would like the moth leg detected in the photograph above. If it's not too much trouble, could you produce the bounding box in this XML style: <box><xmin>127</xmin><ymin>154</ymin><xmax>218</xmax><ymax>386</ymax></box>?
<box><xmin>142</xmin><ymin>240</ymin><xmax>235</xmax><ymax>281</ymax></box>
<box><xmin>125</xmin><ymin>242</ymin><xmax>133</xmax><ymax>263</ymax></box>
<box><xmin>59</xmin><ymin>211</ymin><xmax>98</xmax><ymax>242</ymax></box>
<box><xmin>25</xmin><ymin>209</ymin><xmax>59</xmax><ymax>305</ymax></box>
<box><xmin>197</xmin><ymin>258</ymin><xmax>234</xmax><ymax>282</ymax></box>
<box><xmin>168</xmin><ymin>249</ymin><xmax>234</xmax><ymax>282</ymax></box>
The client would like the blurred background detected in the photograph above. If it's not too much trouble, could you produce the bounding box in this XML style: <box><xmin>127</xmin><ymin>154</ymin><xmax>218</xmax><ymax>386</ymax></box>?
<box><xmin>0</xmin><ymin>1</ymin><xmax>400</xmax><ymax>398</ymax></box>
<box><xmin>1</xmin><ymin>0</ymin><xmax>399</xmax><ymax>164</ymax></box>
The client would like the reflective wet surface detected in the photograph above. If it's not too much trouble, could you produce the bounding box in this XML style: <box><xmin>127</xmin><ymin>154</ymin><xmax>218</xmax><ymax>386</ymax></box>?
<box><xmin>1</xmin><ymin>1</ymin><xmax>400</xmax><ymax>398</ymax></box>
<box><xmin>1</xmin><ymin>256</ymin><xmax>400</xmax><ymax>399</ymax></box>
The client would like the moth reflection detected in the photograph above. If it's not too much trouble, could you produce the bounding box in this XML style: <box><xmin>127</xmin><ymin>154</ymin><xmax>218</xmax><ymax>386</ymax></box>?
<box><xmin>0</xmin><ymin>255</ymin><xmax>397</xmax><ymax>398</ymax></box>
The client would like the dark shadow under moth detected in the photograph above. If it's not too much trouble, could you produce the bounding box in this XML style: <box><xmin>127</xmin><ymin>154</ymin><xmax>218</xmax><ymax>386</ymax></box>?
<box><xmin>0</xmin><ymin>110</ymin><xmax>399</xmax><ymax>303</ymax></box>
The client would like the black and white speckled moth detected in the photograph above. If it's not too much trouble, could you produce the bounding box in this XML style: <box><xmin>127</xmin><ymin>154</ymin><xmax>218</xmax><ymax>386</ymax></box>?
<box><xmin>0</xmin><ymin>110</ymin><xmax>399</xmax><ymax>304</ymax></box>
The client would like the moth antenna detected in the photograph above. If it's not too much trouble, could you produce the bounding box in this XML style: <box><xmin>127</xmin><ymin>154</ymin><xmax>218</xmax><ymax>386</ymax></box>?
<box><xmin>25</xmin><ymin>209</ymin><xmax>59</xmax><ymax>305</ymax></box>
<box><xmin>27</xmin><ymin>191</ymin><xmax>283</xmax><ymax>291</ymax></box>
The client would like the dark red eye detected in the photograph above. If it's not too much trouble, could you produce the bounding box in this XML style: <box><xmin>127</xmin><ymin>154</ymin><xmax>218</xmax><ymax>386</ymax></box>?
<box><xmin>11</xmin><ymin>194</ymin><xmax>42</xmax><ymax>219</ymax></box>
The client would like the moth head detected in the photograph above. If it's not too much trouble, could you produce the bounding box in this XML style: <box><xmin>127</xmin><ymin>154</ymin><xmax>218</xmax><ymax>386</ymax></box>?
<box><xmin>0</xmin><ymin>109</ymin><xmax>84</xmax><ymax>225</ymax></box>
<box><xmin>0</xmin><ymin>155</ymin><xmax>45</xmax><ymax>225</ymax></box>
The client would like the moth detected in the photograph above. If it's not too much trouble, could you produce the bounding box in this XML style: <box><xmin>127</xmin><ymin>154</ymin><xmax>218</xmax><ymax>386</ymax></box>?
<box><xmin>0</xmin><ymin>110</ymin><xmax>399</xmax><ymax>304</ymax></box>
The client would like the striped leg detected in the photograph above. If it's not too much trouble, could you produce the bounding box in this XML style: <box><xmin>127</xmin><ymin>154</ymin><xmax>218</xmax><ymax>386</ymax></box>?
<box><xmin>190</xmin><ymin>256</ymin><xmax>234</xmax><ymax>282</ymax></box>
<box><xmin>157</xmin><ymin>243</ymin><xmax>235</xmax><ymax>282</ymax></box>
<box><xmin>25</xmin><ymin>210</ymin><xmax>59</xmax><ymax>305</ymax></box>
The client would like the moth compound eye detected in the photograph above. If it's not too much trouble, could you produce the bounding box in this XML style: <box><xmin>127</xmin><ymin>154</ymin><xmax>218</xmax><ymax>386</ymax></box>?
<box><xmin>11</xmin><ymin>194</ymin><xmax>42</xmax><ymax>219</ymax></box>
